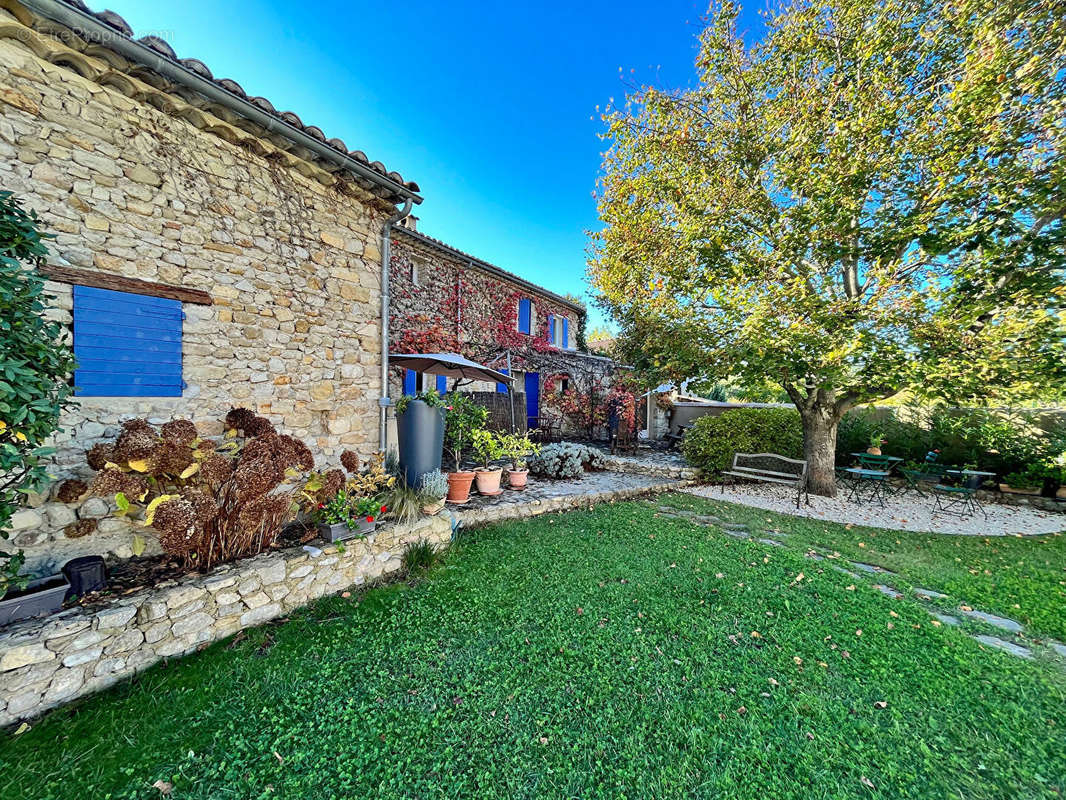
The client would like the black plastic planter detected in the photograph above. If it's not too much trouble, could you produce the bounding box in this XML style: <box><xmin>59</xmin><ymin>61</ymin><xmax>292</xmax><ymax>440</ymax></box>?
<box><xmin>396</xmin><ymin>399</ymin><xmax>445</xmax><ymax>490</ymax></box>
<box><xmin>0</xmin><ymin>574</ymin><xmax>70</xmax><ymax>627</ymax></box>
<box><xmin>63</xmin><ymin>555</ymin><xmax>107</xmax><ymax>599</ymax></box>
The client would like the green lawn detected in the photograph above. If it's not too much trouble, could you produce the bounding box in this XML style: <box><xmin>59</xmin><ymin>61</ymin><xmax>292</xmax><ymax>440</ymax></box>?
<box><xmin>658</xmin><ymin>492</ymin><xmax>1066</xmax><ymax>642</ymax></box>
<box><xmin>2</xmin><ymin>501</ymin><xmax>1064</xmax><ymax>799</ymax></box>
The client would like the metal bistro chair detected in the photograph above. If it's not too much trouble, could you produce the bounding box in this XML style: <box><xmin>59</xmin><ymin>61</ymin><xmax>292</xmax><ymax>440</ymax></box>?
<box><xmin>899</xmin><ymin>464</ymin><xmax>947</xmax><ymax>498</ymax></box>
<box><xmin>933</xmin><ymin>483</ymin><xmax>987</xmax><ymax>519</ymax></box>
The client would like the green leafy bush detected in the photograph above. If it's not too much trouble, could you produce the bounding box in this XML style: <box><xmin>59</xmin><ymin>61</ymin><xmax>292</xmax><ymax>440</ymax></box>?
<box><xmin>680</xmin><ymin>408</ymin><xmax>803</xmax><ymax>474</ymax></box>
<box><xmin>443</xmin><ymin>394</ymin><xmax>488</xmax><ymax>471</ymax></box>
<box><xmin>837</xmin><ymin>404</ymin><xmax>1065</xmax><ymax>477</ymax></box>
<box><xmin>0</xmin><ymin>192</ymin><xmax>76</xmax><ymax>595</ymax></box>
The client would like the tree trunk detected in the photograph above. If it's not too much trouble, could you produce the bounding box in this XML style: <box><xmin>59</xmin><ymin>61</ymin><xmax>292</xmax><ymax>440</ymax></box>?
<box><xmin>801</xmin><ymin>403</ymin><xmax>841</xmax><ymax>497</ymax></box>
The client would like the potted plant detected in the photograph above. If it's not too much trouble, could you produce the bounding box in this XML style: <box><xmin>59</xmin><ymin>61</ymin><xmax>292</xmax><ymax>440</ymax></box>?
<box><xmin>395</xmin><ymin>388</ymin><xmax>447</xmax><ymax>491</ymax></box>
<box><xmin>443</xmin><ymin>394</ymin><xmax>488</xmax><ymax>504</ymax></box>
<box><xmin>418</xmin><ymin>469</ymin><xmax>448</xmax><ymax>515</ymax></box>
<box><xmin>0</xmin><ymin>551</ymin><xmax>70</xmax><ymax>627</ymax></box>
<box><xmin>866</xmin><ymin>432</ymin><xmax>885</xmax><ymax>456</ymax></box>
<box><xmin>498</xmin><ymin>431</ymin><xmax>540</xmax><ymax>489</ymax></box>
<box><xmin>312</xmin><ymin>490</ymin><xmax>387</xmax><ymax>543</ymax></box>
<box><xmin>471</xmin><ymin>429</ymin><xmax>504</xmax><ymax>495</ymax></box>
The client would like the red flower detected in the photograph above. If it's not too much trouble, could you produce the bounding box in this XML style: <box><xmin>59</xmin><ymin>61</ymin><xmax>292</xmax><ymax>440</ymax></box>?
<box><xmin>317</xmin><ymin>503</ymin><xmax>324</xmax><ymax>509</ymax></box>
<box><xmin>366</xmin><ymin>515</ymin><xmax>375</xmax><ymax>523</ymax></box>
<box><xmin>380</xmin><ymin>505</ymin><xmax>388</xmax><ymax>513</ymax></box>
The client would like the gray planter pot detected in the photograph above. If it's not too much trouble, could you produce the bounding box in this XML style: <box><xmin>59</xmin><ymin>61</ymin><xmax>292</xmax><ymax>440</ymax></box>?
<box><xmin>318</xmin><ymin>519</ymin><xmax>377</xmax><ymax>543</ymax></box>
<box><xmin>0</xmin><ymin>574</ymin><xmax>70</xmax><ymax>627</ymax></box>
<box><xmin>396</xmin><ymin>399</ymin><xmax>445</xmax><ymax>490</ymax></box>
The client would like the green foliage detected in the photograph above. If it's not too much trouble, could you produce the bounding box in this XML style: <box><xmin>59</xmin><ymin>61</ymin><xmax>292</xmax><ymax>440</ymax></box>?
<box><xmin>528</xmin><ymin>442</ymin><xmax>607</xmax><ymax>479</ymax></box>
<box><xmin>394</xmin><ymin>387</ymin><xmax>446</xmax><ymax>416</ymax></box>
<box><xmin>496</xmin><ymin>430</ymin><xmax>540</xmax><ymax>470</ymax></box>
<box><xmin>401</xmin><ymin>539</ymin><xmax>439</xmax><ymax>575</ymax></box>
<box><xmin>443</xmin><ymin>393</ymin><xmax>488</xmax><ymax>471</ymax></box>
<box><xmin>681</xmin><ymin>408</ymin><xmax>803</xmax><ymax>474</ymax></box>
<box><xmin>3</xmin><ymin>502</ymin><xmax>1064</xmax><ymax>798</ymax></box>
<box><xmin>313</xmin><ymin>490</ymin><xmax>361</xmax><ymax>530</ymax></box>
<box><xmin>837</xmin><ymin>404</ymin><xmax>1065</xmax><ymax>477</ymax></box>
<box><xmin>469</xmin><ymin>428</ymin><xmax>503</xmax><ymax>469</ymax></box>
<box><xmin>591</xmin><ymin>0</ymin><xmax>1066</xmax><ymax>490</ymax></box>
<box><xmin>0</xmin><ymin>191</ymin><xmax>76</xmax><ymax>591</ymax></box>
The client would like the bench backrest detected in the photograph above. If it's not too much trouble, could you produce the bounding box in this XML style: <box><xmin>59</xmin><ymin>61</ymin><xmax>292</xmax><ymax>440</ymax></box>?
<box><xmin>732</xmin><ymin>452</ymin><xmax>808</xmax><ymax>479</ymax></box>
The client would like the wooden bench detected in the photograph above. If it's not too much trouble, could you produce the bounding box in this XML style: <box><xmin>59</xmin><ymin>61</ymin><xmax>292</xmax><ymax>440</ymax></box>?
<box><xmin>721</xmin><ymin>453</ymin><xmax>809</xmax><ymax>509</ymax></box>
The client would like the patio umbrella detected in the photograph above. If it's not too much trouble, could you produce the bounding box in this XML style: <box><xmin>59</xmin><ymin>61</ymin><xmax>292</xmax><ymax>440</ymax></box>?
<box><xmin>390</xmin><ymin>352</ymin><xmax>517</xmax><ymax>431</ymax></box>
<box><xmin>390</xmin><ymin>352</ymin><xmax>514</xmax><ymax>385</ymax></box>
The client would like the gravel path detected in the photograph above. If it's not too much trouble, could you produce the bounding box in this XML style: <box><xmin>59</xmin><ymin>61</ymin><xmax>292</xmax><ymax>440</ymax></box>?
<box><xmin>683</xmin><ymin>483</ymin><xmax>1065</xmax><ymax>536</ymax></box>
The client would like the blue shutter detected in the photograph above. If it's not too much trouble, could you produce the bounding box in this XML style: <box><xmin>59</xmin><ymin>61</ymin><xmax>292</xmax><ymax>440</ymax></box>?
<box><xmin>73</xmin><ymin>286</ymin><xmax>183</xmax><ymax>397</ymax></box>
<box><xmin>403</xmin><ymin>368</ymin><xmax>417</xmax><ymax>396</ymax></box>
<box><xmin>562</xmin><ymin>318</ymin><xmax>570</xmax><ymax>350</ymax></box>
<box><xmin>496</xmin><ymin>368</ymin><xmax>509</xmax><ymax>393</ymax></box>
<box><xmin>436</xmin><ymin>374</ymin><xmax>448</xmax><ymax>395</ymax></box>
<box><xmin>518</xmin><ymin>298</ymin><xmax>532</xmax><ymax>334</ymax></box>
<box><xmin>546</xmin><ymin>314</ymin><xmax>555</xmax><ymax>344</ymax></box>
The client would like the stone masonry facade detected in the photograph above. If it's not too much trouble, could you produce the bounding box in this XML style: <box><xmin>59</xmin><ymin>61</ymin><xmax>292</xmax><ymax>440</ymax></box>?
<box><xmin>0</xmin><ymin>513</ymin><xmax>451</xmax><ymax>727</ymax></box>
<box><xmin>0</xmin><ymin>6</ymin><xmax>404</xmax><ymax>569</ymax></box>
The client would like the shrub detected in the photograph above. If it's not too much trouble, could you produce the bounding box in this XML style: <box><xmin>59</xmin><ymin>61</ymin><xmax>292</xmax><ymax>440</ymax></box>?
<box><xmin>680</xmin><ymin>408</ymin><xmax>803</xmax><ymax>475</ymax></box>
<box><xmin>528</xmin><ymin>442</ymin><xmax>607</xmax><ymax>479</ymax></box>
<box><xmin>444</xmin><ymin>394</ymin><xmax>488</xmax><ymax>471</ymax></box>
<box><xmin>87</xmin><ymin>411</ymin><xmax>317</xmax><ymax>569</ymax></box>
<box><xmin>0</xmin><ymin>192</ymin><xmax>76</xmax><ymax>595</ymax></box>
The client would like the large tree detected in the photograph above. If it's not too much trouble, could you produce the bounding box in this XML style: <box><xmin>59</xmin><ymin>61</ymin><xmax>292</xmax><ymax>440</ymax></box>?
<box><xmin>590</xmin><ymin>0</ymin><xmax>1066</xmax><ymax>494</ymax></box>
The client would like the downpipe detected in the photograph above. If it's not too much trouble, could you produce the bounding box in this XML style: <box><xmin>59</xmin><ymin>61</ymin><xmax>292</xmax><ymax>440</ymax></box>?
<box><xmin>379</xmin><ymin>200</ymin><xmax>413</xmax><ymax>452</ymax></box>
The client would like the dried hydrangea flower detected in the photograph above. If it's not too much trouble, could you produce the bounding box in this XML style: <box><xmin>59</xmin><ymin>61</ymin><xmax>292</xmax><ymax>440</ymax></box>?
<box><xmin>317</xmin><ymin>468</ymin><xmax>346</xmax><ymax>503</ymax></box>
<box><xmin>161</xmin><ymin>419</ymin><xmax>198</xmax><ymax>444</ymax></box>
<box><xmin>89</xmin><ymin>469</ymin><xmax>148</xmax><ymax>500</ymax></box>
<box><xmin>153</xmin><ymin>440</ymin><xmax>195</xmax><ymax>476</ymax></box>
<box><xmin>200</xmin><ymin>453</ymin><xmax>234</xmax><ymax>489</ymax></box>
<box><xmin>153</xmin><ymin>497</ymin><xmax>199</xmax><ymax>555</ymax></box>
<box><xmin>225</xmin><ymin>407</ymin><xmax>257</xmax><ymax>432</ymax></box>
<box><xmin>244</xmin><ymin>416</ymin><xmax>275</xmax><ymax>438</ymax></box>
<box><xmin>86</xmin><ymin>442</ymin><xmax>116</xmax><ymax>471</ymax></box>
<box><xmin>230</xmin><ymin>456</ymin><xmax>284</xmax><ymax>501</ymax></box>
<box><xmin>55</xmin><ymin>479</ymin><xmax>88</xmax><ymax>504</ymax></box>
<box><xmin>340</xmin><ymin>450</ymin><xmax>361</xmax><ymax>474</ymax></box>
<box><xmin>279</xmin><ymin>435</ymin><xmax>314</xmax><ymax>471</ymax></box>
<box><xmin>113</xmin><ymin>425</ymin><xmax>159</xmax><ymax>462</ymax></box>
<box><xmin>181</xmin><ymin>490</ymin><xmax>220</xmax><ymax>527</ymax></box>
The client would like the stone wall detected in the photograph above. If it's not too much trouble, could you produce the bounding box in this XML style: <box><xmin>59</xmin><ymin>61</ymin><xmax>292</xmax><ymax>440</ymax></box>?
<box><xmin>0</xmin><ymin>16</ymin><xmax>397</xmax><ymax>567</ymax></box>
<box><xmin>0</xmin><ymin>513</ymin><xmax>451</xmax><ymax>726</ymax></box>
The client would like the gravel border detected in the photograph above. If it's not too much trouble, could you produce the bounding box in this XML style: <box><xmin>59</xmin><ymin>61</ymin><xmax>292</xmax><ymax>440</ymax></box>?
<box><xmin>683</xmin><ymin>483</ymin><xmax>1066</xmax><ymax>536</ymax></box>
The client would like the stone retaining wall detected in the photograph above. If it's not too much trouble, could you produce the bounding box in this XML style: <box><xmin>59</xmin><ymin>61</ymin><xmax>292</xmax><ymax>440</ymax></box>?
<box><xmin>598</xmin><ymin>453</ymin><xmax>701</xmax><ymax>481</ymax></box>
<box><xmin>0</xmin><ymin>514</ymin><xmax>451</xmax><ymax>727</ymax></box>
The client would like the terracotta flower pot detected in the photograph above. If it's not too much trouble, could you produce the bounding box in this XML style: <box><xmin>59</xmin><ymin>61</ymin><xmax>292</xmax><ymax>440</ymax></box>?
<box><xmin>474</xmin><ymin>467</ymin><xmax>503</xmax><ymax>496</ymax></box>
<box><xmin>446</xmin><ymin>471</ymin><xmax>476</xmax><ymax>504</ymax></box>
<box><xmin>866</xmin><ymin>446</ymin><xmax>882</xmax><ymax>455</ymax></box>
<box><xmin>507</xmin><ymin>468</ymin><xmax>529</xmax><ymax>489</ymax></box>
<box><xmin>422</xmin><ymin>499</ymin><xmax>445</xmax><ymax>515</ymax></box>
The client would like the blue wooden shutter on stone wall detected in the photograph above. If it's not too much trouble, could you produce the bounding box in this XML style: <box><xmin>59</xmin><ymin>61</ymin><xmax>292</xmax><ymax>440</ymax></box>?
<box><xmin>436</xmin><ymin>374</ymin><xmax>448</xmax><ymax>395</ymax></box>
<box><xmin>546</xmin><ymin>314</ymin><xmax>555</xmax><ymax>344</ymax></box>
<box><xmin>73</xmin><ymin>285</ymin><xmax>183</xmax><ymax>397</ymax></box>
<box><xmin>496</xmin><ymin>367</ymin><xmax>509</xmax><ymax>393</ymax></box>
<box><xmin>562</xmin><ymin>318</ymin><xmax>570</xmax><ymax>350</ymax></box>
<box><xmin>518</xmin><ymin>298</ymin><xmax>532</xmax><ymax>334</ymax></box>
<box><xmin>403</xmin><ymin>368</ymin><xmax>417</xmax><ymax>396</ymax></box>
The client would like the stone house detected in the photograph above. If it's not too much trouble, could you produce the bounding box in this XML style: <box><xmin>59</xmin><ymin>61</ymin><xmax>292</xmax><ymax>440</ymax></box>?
<box><xmin>389</xmin><ymin>220</ymin><xmax>617</xmax><ymax>434</ymax></box>
<box><xmin>0</xmin><ymin>0</ymin><xmax>421</xmax><ymax>571</ymax></box>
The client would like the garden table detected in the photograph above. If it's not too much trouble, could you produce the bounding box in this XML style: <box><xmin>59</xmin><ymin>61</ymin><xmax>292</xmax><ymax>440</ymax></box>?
<box><xmin>844</xmin><ymin>467</ymin><xmax>892</xmax><ymax>508</ymax></box>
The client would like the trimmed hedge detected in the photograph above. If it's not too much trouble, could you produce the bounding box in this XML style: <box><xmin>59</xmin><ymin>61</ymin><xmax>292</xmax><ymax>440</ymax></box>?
<box><xmin>681</xmin><ymin>408</ymin><xmax>803</xmax><ymax>474</ymax></box>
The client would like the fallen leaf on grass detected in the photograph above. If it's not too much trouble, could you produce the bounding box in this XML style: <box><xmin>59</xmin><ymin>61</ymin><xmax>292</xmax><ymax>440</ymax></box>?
<box><xmin>860</xmin><ymin>776</ymin><xmax>876</xmax><ymax>790</ymax></box>
<box><xmin>273</xmin><ymin>751</ymin><xmax>284</xmax><ymax>764</ymax></box>
<box><xmin>13</xmin><ymin>722</ymin><xmax>30</xmax><ymax>736</ymax></box>
<box><xmin>152</xmin><ymin>780</ymin><xmax>173</xmax><ymax>795</ymax></box>
<box><xmin>873</xmin><ymin>701</ymin><xmax>887</xmax><ymax>709</ymax></box>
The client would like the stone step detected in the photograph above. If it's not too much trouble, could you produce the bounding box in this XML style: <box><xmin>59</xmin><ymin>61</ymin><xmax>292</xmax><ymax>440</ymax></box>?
<box><xmin>973</xmin><ymin>634</ymin><xmax>1032</xmax><ymax>659</ymax></box>
<box><xmin>958</xmin><ymin>609</ymin><xmax>1024</xmax><ymax>634</ymax></box>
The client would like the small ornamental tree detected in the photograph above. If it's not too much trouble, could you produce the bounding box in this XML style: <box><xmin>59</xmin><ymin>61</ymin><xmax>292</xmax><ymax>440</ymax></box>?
<box><xmin>591</xmin><ymin>0</ymin><xmax>1066</xmax><ymax>495</ymax></box>
<box><xmin>0</xmin><ymin>191</ymin><xmax>76</xmax><ymax>587</ymax></box>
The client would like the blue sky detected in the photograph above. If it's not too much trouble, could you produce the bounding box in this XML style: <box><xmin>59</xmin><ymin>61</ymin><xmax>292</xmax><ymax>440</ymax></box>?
<box><xmin>105</xmin><ymin>1</ymin><xmax>760</xmax><ymax>330</ymax></box>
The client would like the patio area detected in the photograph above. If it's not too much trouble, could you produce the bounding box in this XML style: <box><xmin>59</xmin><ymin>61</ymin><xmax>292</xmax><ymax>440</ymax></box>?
<box><xmin>684</xmin><ymin>482</ymin><xmax>1066</xmax><ymax>536</ymax></box>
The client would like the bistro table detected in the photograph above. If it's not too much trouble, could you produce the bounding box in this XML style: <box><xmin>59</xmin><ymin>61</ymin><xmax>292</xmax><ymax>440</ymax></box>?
<box><xmin>850</xmin><ymin>453</ymin><xmax>904</xmax><ymax>468</ymax></box>
<box><xmin>843</xmin><ymin>467</ymin><xmax>892</xmax><ymax>507</ymax></box>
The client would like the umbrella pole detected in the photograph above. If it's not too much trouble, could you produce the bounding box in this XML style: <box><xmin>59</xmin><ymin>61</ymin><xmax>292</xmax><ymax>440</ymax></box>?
<box><xmin>507</xmin><ymin>350</ymin><xmax>516</xmax><ymax>433</ymax></box>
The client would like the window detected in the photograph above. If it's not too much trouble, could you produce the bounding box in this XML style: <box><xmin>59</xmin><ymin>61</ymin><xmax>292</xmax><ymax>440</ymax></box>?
<box><xmin>73</xmin><ymin>285</ymin><xmax>184</xmax><ymax>397</ymax></box>
<box><xmin>547</xmin><ymin>315</ymin><xmax>569</xmax><ymax>348</ymax></box>
<box><xmin>411</xmin><ymin>259</ymin><xmax>420</xmax><ymax>287</ymax></box>
<box><xmin>517</xmin><ymin>297</ymin><xmax>532</xmax><ymax>334</ymax></box>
